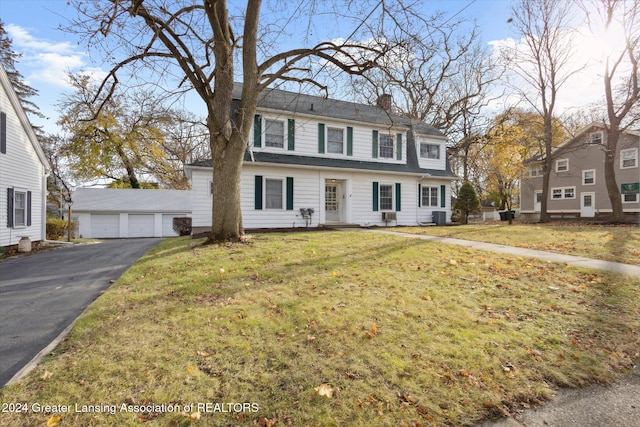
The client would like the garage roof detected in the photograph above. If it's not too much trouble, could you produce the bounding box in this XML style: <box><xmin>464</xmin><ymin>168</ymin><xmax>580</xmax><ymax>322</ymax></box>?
<box><xmin>73</xmin><ymin>188</ymin><xmax>192</xmax><ymax>213</ymax></box>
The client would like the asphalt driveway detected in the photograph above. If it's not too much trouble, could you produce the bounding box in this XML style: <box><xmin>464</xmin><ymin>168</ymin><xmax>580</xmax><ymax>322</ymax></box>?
<box><xmin>0</xmin><ymin>238</ymin><xmax>162</xmax><ymax>386</ymax></box>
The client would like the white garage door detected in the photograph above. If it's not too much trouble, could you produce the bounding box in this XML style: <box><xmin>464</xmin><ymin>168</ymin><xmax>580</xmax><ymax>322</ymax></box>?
<box><xmin>162</xmin><ymin>215</ymin><xmax>182</xmax><ymax>237</ymax></box>
<box><xmin>90</xmin><ymin>214</ymin><xmax>120</xmax><ymax>238</ymax></box>
<box><xmin>128</xmin><ymin>214</ymin><xmax>155</xmax><ymax>237</ymax></box>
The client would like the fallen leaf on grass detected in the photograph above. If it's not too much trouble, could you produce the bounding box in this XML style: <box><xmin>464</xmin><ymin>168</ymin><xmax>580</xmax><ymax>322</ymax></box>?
<box><xmin>315</xmin><ymin>383</ymin><xmax>334</xmax><ymax>398</ymax></box>
<box><xmin>257</xmin><ymin>417</ymin><xmax>275</xmax><ymax>427</ymax></box>
<box><xmin>196</xmin><ymin>350</ymin><xmax>211</xmax><ymax>357</ymax></box>
<box><xmin>42</xmin><ymin>370</ymin><xmax>53</xmax><ymax>380</ymax></box>
<box><xmin>47</xmin><ymin>416</ymin><xmax>61</xmax><ymax>427</ymax></box>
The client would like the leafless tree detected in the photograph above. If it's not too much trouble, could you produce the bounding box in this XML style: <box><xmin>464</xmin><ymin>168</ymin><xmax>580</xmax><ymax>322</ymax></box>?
<box><xmin>505</xmin><ymin>0</ymin><xmax>579</xmax><ymax>223</ymax></box>
<box><xmin>346</xmin><ymin>11</ymin><xmax>501</xmax><ymax>139</ymax></box>
<box><xmin>580</xmin><ymin>0</ymin><xmax>640</xmax><ymax>222</ymax></box>
<box><xmin>65</xmin><ymin>0</ymin><xmax>404</xmax><ymax>242</ymax></box>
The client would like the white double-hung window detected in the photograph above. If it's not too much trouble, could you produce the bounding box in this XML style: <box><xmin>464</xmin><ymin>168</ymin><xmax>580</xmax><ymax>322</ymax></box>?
<box><xmin>421</xmin><ymin>186</ymin><xmax>438</xmax><ymax>207</ymax></box>
<box><xmin>327</xmin><ymin>128</ymin><xmax>344</xmax><ymax>154</ymax></box>
<box><xmin>265</xmin><ymin>119</ymin><xmax>285</xmax><ymax>148</ymax></box>
<box><xmin>379</xmin><ymin>135</ymin><xmax>394</xmax><ymax>158</ymax></box>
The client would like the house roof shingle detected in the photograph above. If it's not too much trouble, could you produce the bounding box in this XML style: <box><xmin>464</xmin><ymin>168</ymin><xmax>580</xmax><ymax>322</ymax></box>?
<box><xmin>73</xmin><ymin>188</ymin><xmax>192</xmax><ymax>212</ymax></box>
<box><xmin>191</xmin><ymin>85</ymin><xmax>456</xmax><ymax>179</ymax></box>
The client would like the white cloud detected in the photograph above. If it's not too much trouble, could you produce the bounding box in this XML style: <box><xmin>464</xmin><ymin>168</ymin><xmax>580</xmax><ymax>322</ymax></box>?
<box><xmin>6</xmin><ymin>23</ymin><xmax>96</xmax><ymax>88</ymax></box>
<box><xmin>7</xmin><ymin>23</ymin><xmax>76</xmax><ymax>55</ymax></box>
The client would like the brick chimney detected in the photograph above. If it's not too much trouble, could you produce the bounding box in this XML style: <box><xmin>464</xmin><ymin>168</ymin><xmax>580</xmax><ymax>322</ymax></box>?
<box><xmin>377</xmin><ymin>94</ymin><xmax>392</xmax><ymax>112</ymax></box>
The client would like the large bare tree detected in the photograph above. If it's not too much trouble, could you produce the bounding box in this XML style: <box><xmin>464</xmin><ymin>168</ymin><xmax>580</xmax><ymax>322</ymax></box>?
<box><xmin>346</xmin><ymin>12</ymin><xmax>501</xmax><ymax>138</ymax></box>
<box><xmin>66</xmin><ymin>0</ymin><xmax>399</xmax><ymax>242</ymax></box>
<box><xmin>581</xmin><ymin>0</ymin><xmax>640</xmax><ymax>222</ymax></box>
<box><xmin>505</xmin><ymin>0</ymin><xmax>578</xmax><ymax>222</ymax></box>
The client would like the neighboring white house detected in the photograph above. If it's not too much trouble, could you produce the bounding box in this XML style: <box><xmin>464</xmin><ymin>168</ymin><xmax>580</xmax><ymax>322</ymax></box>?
<box><xmin>72</xmin><ymin>188</ymin><xmax>192</xmax><ymax>238</ymax></box>
<box><xmin>186</xmin><ymin>85</ymin><xmax>457</xmax><ymax>232</ymax></box>
<box><xmin>0</xmin><ymin>64</ymin><xmax>50</xmax><ymax>247</ymax></box>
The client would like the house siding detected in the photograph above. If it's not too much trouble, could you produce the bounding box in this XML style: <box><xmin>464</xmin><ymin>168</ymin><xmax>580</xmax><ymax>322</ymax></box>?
<box><xmin>250</xmin><ymin>113</ymin><xmax>408</xmax><ymax>166</ymax></box>
<box><xmin>0</xmin><ymin>67</ymin><xmax>48</xmax><ymax>246</ymax></box>
<box><xmin>521</xmin><ymin>126</ymin><xmax>640</xmax><ymax>218</ymax></box>
<box><xmin>190</xmin><ymin>164</ymin><xmax>452</xmax><ymax>230</ymax></box>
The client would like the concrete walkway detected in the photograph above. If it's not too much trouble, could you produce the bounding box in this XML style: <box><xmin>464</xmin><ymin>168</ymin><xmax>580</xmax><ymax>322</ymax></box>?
<box><xmin>360</xmin><ymin>228</ymin><xmax>640</xmax><ymax>277</ymax></box>
<box><xmin>356</xmin><ymin>228</ymin><xmax>640</xmax><ymax>426</ymax></box>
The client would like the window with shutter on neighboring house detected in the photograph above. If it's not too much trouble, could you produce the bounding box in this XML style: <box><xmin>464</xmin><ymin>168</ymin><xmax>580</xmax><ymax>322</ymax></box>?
<box><xmin>6</xmin><ymin>188</ymin><xmax>31</xmax><ymax>227</ymax></box>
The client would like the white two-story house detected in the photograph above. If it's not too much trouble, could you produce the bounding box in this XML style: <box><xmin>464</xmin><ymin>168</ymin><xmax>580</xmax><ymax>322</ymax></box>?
<box><xmin>186</xmin><ymin>85</ymin><xmax>457</xmax><ymax>232</ymax></box>
<box><xmin>0</xmin><ymin>64</ymin><xmax>50</xmax><ymax>247</ymax></box>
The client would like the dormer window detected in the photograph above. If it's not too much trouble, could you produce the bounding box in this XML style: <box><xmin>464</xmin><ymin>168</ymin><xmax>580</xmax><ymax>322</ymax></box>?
<box><xmin>327</xmin><ymin>128</ymin><xmax>344</xmax><ymax>154</ymax></box>
<box><xmin>590</xmin><ymin>132</ymin><xmax>603</xmax><ymax>144</ymax></box>
<box><xmin>420</xmin><ymin>143</ymin><xmax>440</xmax><ymax>159</ymax></box>
<box><xmin>265</xmin><ymin>119</ymin><xmax>285</xmax><ymax>148</ymax></box>
<box><xmin>379</xmin><ymin>134</ymin><xmax>394</xmax><ymax>158</ymax></box>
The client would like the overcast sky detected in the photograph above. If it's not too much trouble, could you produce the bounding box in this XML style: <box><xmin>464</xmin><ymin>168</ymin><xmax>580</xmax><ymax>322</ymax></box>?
<box><xmin>0</xmin><ymin>0</ymin><xmax>618</xmax><ymax>135</ymax></box>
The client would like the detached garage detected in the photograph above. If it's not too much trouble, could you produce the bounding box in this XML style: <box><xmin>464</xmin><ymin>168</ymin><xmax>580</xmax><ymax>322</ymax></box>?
<box><xmin>73</xmin><ymin>188</ymin><xmax>192</xmax><ymax>238</ymax></box>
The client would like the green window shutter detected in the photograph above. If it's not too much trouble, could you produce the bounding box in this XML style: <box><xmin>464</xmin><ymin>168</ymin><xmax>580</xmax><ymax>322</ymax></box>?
<box><xmin>372</xmin><ymin>182</ymin><xmax>379</xmax><ymax>211</ymax></box>
<box><xmin>318</xmin><ymin>123</ymin><xmax>325</xmax><ymax>153</ymax></box>
<box><xmin>6</xmin><ymin>188</ymin><xmax>13</xmax><ymax>227</ymax></box>
<box><xmin>347</xmin><ymin>126</ymin><xmax>353</xmax><ymax>156</ymax></box>
<box><xmin>286</xmin><ymin>177</ymin><xmax>294</xmax><ymax>210</ymax></box>
<box><xmin>288</xmin><ymin>119</ymin><xmax>295</xmax><ymax>151</ymax></box>
<box><xmin>27</xmin><ymin>191</ymin><xmax>32</xmax><ymax>226</ymax></box>
<box><xmin>0</xmin><ymin>112</ymin><xmax>6</xmax><ymax>154</ymax></box>
<box><xmin>396</xmin><ymin>133</ymin><xmax>403</xmax><ymax>160</ymax></box>
<box><xmin>395</xmin><ymin>183</ymin><xmax>401</xmax><ymax>212</ymax></box>
<box><xmin>253</xmin><ymin>115</ymin><xmax>262</xmax><ymax>148</ymax></box>
<box><xmin>372</xmin><ymin>130</ymin><xmax>379</xmax><ymax>158</ymax></box>
<box><xmin>440</xmin><ymin>185</ymin><xmax>446</xmax><ymax>208</ymax></box>
<box><xmin>254</xmin><ymin>176</ymin><xmax>263</xmax><ymax>210</ymax></box>
<box><xmin>418</xmin><ymin>184</ymin><xmax>422</xmax><ymax>207</ymax></box>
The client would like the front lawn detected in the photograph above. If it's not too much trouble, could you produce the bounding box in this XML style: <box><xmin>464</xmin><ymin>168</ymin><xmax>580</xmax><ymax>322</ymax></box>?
<box><xmin>1</xmin><ymin>231</ymin><xmax>639</xmax><ymax>426</ymax></box>
<box><xmin>395</xmin><ymin>223</ymin><xmax>640</xmax><ymax>265</ymax></box>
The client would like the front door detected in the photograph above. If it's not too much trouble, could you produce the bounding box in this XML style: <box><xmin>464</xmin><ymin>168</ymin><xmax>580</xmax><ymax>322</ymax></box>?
<box><xmin>325</xmin><ymin>182</ymin><xmax>341</xmax><ymax>222</ymax></box>
<box><xmin>581</xmin><ymin>192</ymin><xmax>595</xmax><ymax>217</ymax></box>
<box><xmin>534</xmin><ymin>191</ymin><xmax>542</xmax><ymax>212</ymax></box>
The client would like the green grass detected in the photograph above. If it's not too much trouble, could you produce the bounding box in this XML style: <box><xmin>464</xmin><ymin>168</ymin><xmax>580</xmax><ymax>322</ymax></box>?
<box><xmin>1</xmin><ymin>231</ymin><xmax>639</xmax><ymax>426</ymax></box>
<box><xmin>395</xmin><ymin>223</ymin><xmax>640</xmax><ymax>265</ymax></box>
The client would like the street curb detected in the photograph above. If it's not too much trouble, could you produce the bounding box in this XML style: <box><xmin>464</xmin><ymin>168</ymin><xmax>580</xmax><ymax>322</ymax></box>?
<box><xmin>4</xmin><ymin>318</ymin><xmax>78</xmax><ymax>386</ymax></box>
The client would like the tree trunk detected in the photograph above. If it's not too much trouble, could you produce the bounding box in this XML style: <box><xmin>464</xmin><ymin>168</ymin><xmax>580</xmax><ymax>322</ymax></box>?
<box><xmin>604</xmin><ymin>130</ymin><xmax>623</xmax><ymax>222</ymax></box>
<box><xmin>539</xmin><ymin>117</ymin><xmax>553</xmax><ymax>223</ymax></box>
<box><xmin>207</xmin><ymin>135</ymin><xmax>245</xmax><ymax>242</ymax></box>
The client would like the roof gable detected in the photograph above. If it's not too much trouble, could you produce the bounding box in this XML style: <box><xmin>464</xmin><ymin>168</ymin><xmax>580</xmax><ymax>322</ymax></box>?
<box><xmin>0</xmin><ymin>64</ymin><xmax>49</xmax><ymax>170</ymax></box>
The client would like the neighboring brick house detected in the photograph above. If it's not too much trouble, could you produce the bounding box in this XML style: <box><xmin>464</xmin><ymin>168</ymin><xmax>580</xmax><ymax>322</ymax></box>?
<box><xmin>0</xmin><ymin>64</ymin><xmax>50</xmax><ymax>247</ymax></box>
<box><xmin>520</xmin><ymin>123</ymin><xmax>640</xmax><ymax>221</ymax></box>
<box><xmin>186</xmin><ymin>85</ymin><xmax>458</xmax><ymax>232</ymax></box>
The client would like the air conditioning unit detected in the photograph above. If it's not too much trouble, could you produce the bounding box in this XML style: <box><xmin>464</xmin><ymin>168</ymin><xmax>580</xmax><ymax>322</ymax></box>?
<box><xmin>382</xmin><ymin>212</ymin><xmax>397</xmax><ymax>221</ymax></box>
